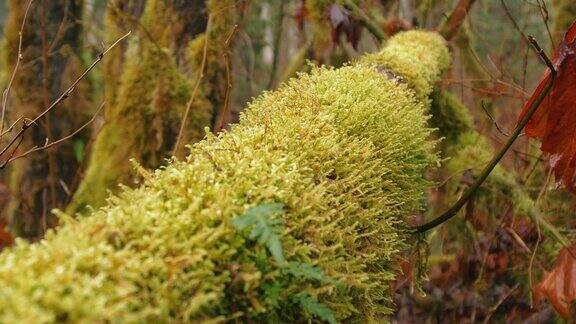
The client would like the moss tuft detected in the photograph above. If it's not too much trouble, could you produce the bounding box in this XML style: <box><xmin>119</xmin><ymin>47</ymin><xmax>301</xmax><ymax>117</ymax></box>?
<box><xmin>360</xmin><ymin>30</ymin><xmax>450</xmax><ymax>99</ymax></box>
<box><xmin>0</xmin><ymin>31</ymin><xmax>449</xmax><ymax>322</ymax></box>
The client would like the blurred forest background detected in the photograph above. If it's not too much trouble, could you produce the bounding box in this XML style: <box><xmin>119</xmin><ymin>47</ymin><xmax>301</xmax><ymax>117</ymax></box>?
<box><xmin>0</xmin><ymin>0</ymin><xmax>575</xmax><ymax>322</ymax></box>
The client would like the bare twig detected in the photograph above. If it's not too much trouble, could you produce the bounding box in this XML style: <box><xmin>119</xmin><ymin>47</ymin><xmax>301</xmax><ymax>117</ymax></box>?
<box><xmin>1</xmin><ymin>0</ymin><xmax>34</xmax><ymax>135</ymax></box>
<box><xmin>2</xmin><ymin>102</ymin><xmax>105</xmax><ymax>166</ymax></box>
<box><xmin>481</xmin><ymin>100</ymin><xmax>510</xmax><ymax>136</ymax></box>
<box><xmin>214</xmin><ymin>25</ymin><xmax>239</xmax><ymax>133</ymax></box>
<box><xmin>500</xmin><ymin>0</ymin><xmax>529</xmax><ymax>42</ymax></box>
<box><xmin>483</xmin><ymin>284</ymin><xmax>520</xmax><ymax>324</ymax></box>
<box><xmin>173</xmin><ymin>16</ymin><xmax>212</xmax><ymax>156</ymax></box>
<box><xmin>0</xmin><ymin>31</ymin><xmax>131</xmax><ymax>169</ymax></box>
<box><xmin>414</xmin><ymin>36</ymin><xmax>556</xmax><ymax>233</ymax></box>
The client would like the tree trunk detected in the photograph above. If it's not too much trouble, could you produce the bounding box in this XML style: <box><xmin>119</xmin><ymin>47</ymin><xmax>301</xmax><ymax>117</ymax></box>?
<box><xmin>0</xmin><ymin>30</ymin><xmax>450</xmax><ymax>322</ymax></box>
<box><xmin>67</xmin><ymin>0</ymin><xmax>238</xmax><ymax>214</ymax></box>
<box><xmin>3</xmin><ymin>0</ymin><xmax>90</xmax><ymax>238</ymax></box>
<box><xmin>552</xmin><ymin>0</ymin><xmax>576</xmax><ymax>45</ymax></box>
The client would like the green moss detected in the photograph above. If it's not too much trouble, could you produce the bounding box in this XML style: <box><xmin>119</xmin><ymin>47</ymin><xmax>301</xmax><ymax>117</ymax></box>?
<box><xmin>68</xmin><ymin>0</ymin><xmax>236</xmax><ymax>213</ymax></box>
<box><xmin>453</xmin><ymin>23</ymin><xmax>490</xmax><ymax>88</ymax></box>
<box><xmin>361</xmin><ymin>30</ymin><xmax>450</xmax><ymax>99</ymax></box>
<box><xmin>429</xmin><ymin>90</ymin><xmax>474</xmax><ymax>148</ymax></box>
<box><xmin>0</xmin><ymin>31</ymin><xmax>449</xmax><ymax>322</ymax></box>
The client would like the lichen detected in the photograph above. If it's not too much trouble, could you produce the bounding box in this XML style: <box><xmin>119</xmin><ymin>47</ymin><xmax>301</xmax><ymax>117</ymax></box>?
<box><xmin>0</xmin><ymin>31</ymin><xmax>449</xmax><ymax>322</ymax></box>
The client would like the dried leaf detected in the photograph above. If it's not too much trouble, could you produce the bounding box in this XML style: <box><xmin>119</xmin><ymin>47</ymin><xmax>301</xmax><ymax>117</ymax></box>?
<box><xmin>533</xmin><ymin>243</ymin><xmax>576</xmax><ymax>318</ymax></box>
<box><xmin>329</xmin><ymin>4</ymin><xmax>362</xmax><ymax>48</ymax></box>
<box><xmin>384</xmin><ymin>18</ymin><xmax>412</xmax><ymax>37</ymax></box>
<box><xmin>518</xmin><ymin>21</ymin><xmax>576</xmax><ymax>192</ymax></box>
<box><xmin>0</xmin><ymin>219</ymin><xmax>13</xmax><ymax>250</ymax></box>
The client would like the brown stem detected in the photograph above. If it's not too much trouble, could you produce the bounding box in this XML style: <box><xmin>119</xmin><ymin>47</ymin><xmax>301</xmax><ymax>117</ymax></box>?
<box><xmin>1</xmin><ymin>0</ymin><xmax>34</xmax><ymax>136</ymax></box>
<box><xmin>0</xmin><ymin>31</ymin><xmax>131</xmax><ymax>168</ymax></box>
<box><xmin>414</xmin><ymin>36</ymin><xmax>556</xmax><ymax>233</ymax></box>
<box><xmin>173</xmin><ymin>16</ymin><xmax>212</xmax><ymax>156</ymax></box>
<box><xmin>439</xmin><ymin>0</ymin><xmax>477</xmax><ymax>41</ymax></box>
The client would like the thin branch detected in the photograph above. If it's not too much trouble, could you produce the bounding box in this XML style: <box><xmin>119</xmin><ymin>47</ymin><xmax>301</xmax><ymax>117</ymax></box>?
<box><xmin>0</xmin><ymin>31</ymin><xmax>131</xmax><ymax>166</ymax></box>
<box><xmin>342</xmin><ymin>0</ymin><xmax>386</xmax><ymax>43</ymax></box>
<box><xmin>1</xmin><ymin>0</ymin><xmax>34</xmax><ymax>136</ymax></box>
<box><xmin>481</xmin><ymin>100</ymin><xmax>510</xmax><ymax>136</ymax></box>
<box><xmin>214</xmin><ymin>24</ymin><xmax>239</xmax><ymax>133</ymax></box>
<box><xmin>3</xmin><ymin>102</ymin><xmax>105</xmax><ymax>165</ymax></box>
<box><xmin>414</xmin><ymin>36</ymin><xmax>556</xmax><ymax>233</ymax></box>
<box><xmin>173</xmin><ymin>16</ymin><xmax>212</xmax><ymax>156</ymax></box>
<box><xmin>500</xmin><ymin>0</ymin><xmax>529</xmax><ymax>42</ymax></box>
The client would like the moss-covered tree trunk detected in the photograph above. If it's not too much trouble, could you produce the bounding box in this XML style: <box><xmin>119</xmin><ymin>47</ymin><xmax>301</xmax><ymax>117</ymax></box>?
<box><xmin>67</xmin><ymin>0</ymin><xmax>238</xmax><ymax>214</ymax></box>
<box><xmin>552</xmin><ymin>0</ymin><xmax>576</xmax><ymax>45</ymax></box>
<box><xmin>0</xmin><ymin>30</ymin><xmax>450</xmax><ymax>322</ymax></box>
<box><xmin>3</xmin><ymin>0</ymin><xmax>90</xmax><ymax>238</ymax></box>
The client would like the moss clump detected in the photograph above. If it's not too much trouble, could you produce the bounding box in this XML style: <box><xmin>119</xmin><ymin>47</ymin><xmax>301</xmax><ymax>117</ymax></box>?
<box><xmin>0</xmin><ymin>31</ymin><xmax>449</xmax><ymax>322</ymax></box>
<box><xmin>361</xmin><ymin>30</ymin><xmax>451</xmax><ymax>99</ymax></box>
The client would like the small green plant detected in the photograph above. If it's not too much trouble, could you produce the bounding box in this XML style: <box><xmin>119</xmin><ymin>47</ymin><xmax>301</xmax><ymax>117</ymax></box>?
<box><xmin>233</xmin><ymin>203</ymin><xmax>286</xmax><ymax>264</ymax></box>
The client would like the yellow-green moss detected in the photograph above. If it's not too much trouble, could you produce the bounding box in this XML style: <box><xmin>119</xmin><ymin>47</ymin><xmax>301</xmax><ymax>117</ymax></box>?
<box><xmin>361</xmin><ymin>30</ymin><xmax>451</xmax><ymax>99</ymax></box>
<box><xmin>0</xmin><ymin>31</ymin><xmax>449</xmax><ymax>322</ymax></box>
<box><xmin>68</xmin><ymin>0</ymin><xmax>236</xmax><ymax>214</ymax></box>
<box><xmin>429</xmin><ymin>90</ymin><xmax>474</xmax><ymax>147</ymax></box>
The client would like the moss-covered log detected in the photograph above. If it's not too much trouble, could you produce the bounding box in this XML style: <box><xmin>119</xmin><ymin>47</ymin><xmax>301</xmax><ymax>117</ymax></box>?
<box><xmin>0</xmin><ymin>31</ymin><xmax>450</xmax><ymax>322</ymax></box>
<box><xmin>2</xmin><ymin>0</ymin><xmax>91</xmax><ymax>238</ymax></box>
<box><xmin>67</xmin><ymin>0</ymin><xmax>238</xmax><ymax>213</ymax></box>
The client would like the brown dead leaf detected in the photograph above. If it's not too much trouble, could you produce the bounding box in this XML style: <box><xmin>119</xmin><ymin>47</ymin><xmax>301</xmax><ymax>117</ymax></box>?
<box><xmin>533</xmin><ymin>243</ymin><xmax>576</xmax><ymax>318</ymax></box>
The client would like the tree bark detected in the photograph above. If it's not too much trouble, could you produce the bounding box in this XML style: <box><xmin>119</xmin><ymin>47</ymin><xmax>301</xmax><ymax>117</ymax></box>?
<box><xmin>67</xmin><ymin>0</ymin><xmax>238</xmax><ymax>214</ymax></box>
<box><xmin>3</xmin><ymin>0</ymin><xmax>90</xmax><ymax>238</ymax></box>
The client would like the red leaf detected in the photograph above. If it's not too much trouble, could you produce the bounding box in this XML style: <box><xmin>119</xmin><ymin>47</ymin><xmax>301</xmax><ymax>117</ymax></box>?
<box><xmin>533</xmin><ymin>243</ymin><xmax>576</xmax><ymax>318</ymax></box>
<box><xmin>0</xmin><ymin>218</ymin><xmax>13</xmax><ymax>250</ymax></box>
<box><xmin>518</xmin><ymin>21</ymin><xmax>576</xmax><ymax>192</ymax></box>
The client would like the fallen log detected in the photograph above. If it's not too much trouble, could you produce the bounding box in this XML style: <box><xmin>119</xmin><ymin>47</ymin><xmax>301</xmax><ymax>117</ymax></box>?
<box><xmin>0</xmin><ymin>30</ymin><xmax>449</xmax><ymax>322</ymax></box>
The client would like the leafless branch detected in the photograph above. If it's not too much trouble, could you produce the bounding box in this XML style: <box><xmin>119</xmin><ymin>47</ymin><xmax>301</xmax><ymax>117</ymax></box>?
<box><xmin>0</xmin><ymin>31</ymin><xmax>131</xmax><ymax>168</ymax></box>
<box><xmin>173</xmin><ymin>16</ymin><xmax>212</xmax><ymax>156</ymax></box>
<box><xmin>2</xmin><ymin>102</ymin><xmax>105</xmax><ymax>166</ymax></box>
<box><xmin>1</xmin><ymin>0</ymin><xmax>35</xmax><ymax>135</ymax></box>
<box><xmin>214</xmin><ymin>24</ymin><xmax>239</xmax><ymax>133</ymax></box>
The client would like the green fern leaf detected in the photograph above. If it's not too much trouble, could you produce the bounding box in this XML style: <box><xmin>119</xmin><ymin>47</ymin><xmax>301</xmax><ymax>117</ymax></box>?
<box><xmin>233</xmin><ymin>203</ymin><xmax>286</xmax><ymax>264</ymax></box>
<box><xmin>294</xmin><ymin>292</ymin><xmax>337</xmax><ymax>324</ymax></box>
<box><xmin>286</xmin><ymin>262</ymin><xmax>344</xmax><ymax>290</ymax></box>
